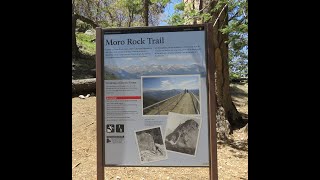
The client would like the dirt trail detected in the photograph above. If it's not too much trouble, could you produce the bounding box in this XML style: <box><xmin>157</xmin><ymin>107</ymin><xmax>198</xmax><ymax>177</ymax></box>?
<box><xmin>171</xmin><ymin>93</ymin><xmax>196</xmax><ymax>114</ymax></box>
<box><xmin>145</xmin><ymin>93</ymin><xmax>197</xmax><ymax>115</ymax></box>
<box><xmin>145</xmin><ymin>94</ymin><xmax>182</xmax><ymax>115</ymax></box>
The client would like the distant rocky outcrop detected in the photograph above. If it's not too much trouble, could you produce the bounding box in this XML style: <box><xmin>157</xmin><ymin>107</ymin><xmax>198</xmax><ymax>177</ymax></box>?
<box><xmin>165</xmin><ymin>119</ymin><xmax>199</xmax><ymax>155</ymax></box>
<box><xmin>105</xmin><ymin>64</ymin><xmax>206</xmax><ymax>79</ymax></box>
<box><xmin>136</xmin><ymin>130</ymin><xmax>166</xmax><ymax>163</ymax></box>
<box><xmin>137</xmin><ymin>132</ymin><xmax>157</xmax><ymax>153</ymax></box>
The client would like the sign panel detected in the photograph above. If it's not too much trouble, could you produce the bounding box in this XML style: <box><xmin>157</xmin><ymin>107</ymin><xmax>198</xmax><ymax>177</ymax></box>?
<box><xmin>99</xmin><ymin>25</ymin><xmax>214</xmax><ymax>167</ymax></box>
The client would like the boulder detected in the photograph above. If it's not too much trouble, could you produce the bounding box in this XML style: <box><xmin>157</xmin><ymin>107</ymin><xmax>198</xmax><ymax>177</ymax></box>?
<box><xmin>136</xmin><ymin>132</ymin><xmax>156</xmax><ymax>152</ymax></box>
<box><xmin>85</xmin><ymin>29</ymin><xmax>96</xmax><ymax>36</ymax></box>
<box><xmin>165</xmin><ymin>119</ymin><xmax>199</xmax><ymax>154</ymax></box>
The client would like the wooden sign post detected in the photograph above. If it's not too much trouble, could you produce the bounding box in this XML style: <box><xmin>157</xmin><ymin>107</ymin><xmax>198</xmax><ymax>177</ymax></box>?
<box><xmin>96</xmin><ymin>23</ymin><xmax>217</xmax><ymax>180</ymax></box>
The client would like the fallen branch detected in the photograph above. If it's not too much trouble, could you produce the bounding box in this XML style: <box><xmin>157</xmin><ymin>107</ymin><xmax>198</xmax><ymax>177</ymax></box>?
<box><xmin>212</xmin><ymin>3</ymin><xmax>228</xmax><ymax>28</ymax></box>
<box><xmin>72</xmin><ymin>78</ymin><xmax>96</xmax><ymax>96</ymax></box>
<box><xmin>85</xmin><ymin>122</ymin><xmax>94</xmax><ymax>128</ymax></box>
<box><xmin>72</xmin><ymin>162</ymin><xmax>81</xmax><ymax>169</ymax></box>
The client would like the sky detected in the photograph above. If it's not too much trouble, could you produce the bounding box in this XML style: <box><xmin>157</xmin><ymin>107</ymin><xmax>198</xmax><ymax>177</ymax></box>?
<box><xmin>159</xmin><ymin>0</ymin><xmax>181</xmax><ymax>26</ymax></box>
<box><xmin>143</xmin><ymin>75</ymin><xmax>199</xmax><ymax>91</ymax></box>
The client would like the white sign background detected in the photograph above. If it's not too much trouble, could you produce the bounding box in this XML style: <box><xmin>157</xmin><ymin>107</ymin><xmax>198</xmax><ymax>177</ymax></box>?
<box><xmin>103</xmin><ymin>30</ymin><xmax>209</xmax><ymax>166</ymax></box>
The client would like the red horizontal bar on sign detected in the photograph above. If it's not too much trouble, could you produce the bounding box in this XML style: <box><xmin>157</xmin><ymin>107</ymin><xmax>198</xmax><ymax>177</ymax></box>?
<box><xmin>106</xmin><ymin>96</ymin><xmax>141</xmax><ymax>100</ymax></box>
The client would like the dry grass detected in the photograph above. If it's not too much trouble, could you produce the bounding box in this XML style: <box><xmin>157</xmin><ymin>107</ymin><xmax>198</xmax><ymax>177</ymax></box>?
<box><xmin>72</xmin><ymin>83</ymin><xmax>248</xmax><ymax>180</ymax></box>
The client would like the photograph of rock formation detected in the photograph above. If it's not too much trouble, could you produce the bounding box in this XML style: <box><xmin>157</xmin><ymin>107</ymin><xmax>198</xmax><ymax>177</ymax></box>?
<box><xmin>165</xmin><ymin>112</ymin><xmax>201</xmax><ymax>156</ymax></box>
<box><xmin>135</xmin><ymin>126</ymin><xmax>167</xmax><ymax>164</ymax></box>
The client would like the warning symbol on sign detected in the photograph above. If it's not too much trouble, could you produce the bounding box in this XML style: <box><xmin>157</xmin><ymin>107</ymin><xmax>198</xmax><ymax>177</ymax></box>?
<box><xmin>116</xmin><ymin>124</ymin><xmax>124</xmax><ymax>133</ymax></box>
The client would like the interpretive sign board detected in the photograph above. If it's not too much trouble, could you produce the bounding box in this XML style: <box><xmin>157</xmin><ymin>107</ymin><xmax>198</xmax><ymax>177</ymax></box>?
<box><xmin>96</xmin><ymin>24</ymin><xmax>217</xmax><ymax>179</ymax></box>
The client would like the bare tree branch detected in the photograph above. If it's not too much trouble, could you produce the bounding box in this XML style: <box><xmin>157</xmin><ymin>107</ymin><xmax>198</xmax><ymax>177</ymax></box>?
<box><xmin>213</xmin><ymin>3</ymin><xmax>227</xmax><ymax>27</ymax></box>
<box><xmin>199</xmin><ymin>0</ymin><xmax>214</xmax><ymax>14</ymax></box>
<box><xmin>74</xmin><ymin>14</ymin><xmax>98</xmax><ymax>28</ymax></box>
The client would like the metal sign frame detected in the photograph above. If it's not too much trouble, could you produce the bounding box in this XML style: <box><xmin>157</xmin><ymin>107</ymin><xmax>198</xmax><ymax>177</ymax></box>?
<box><xmin>96</xmin><ymin>23</ymin><xmax>217</xmax><ymax>180</ymax></box>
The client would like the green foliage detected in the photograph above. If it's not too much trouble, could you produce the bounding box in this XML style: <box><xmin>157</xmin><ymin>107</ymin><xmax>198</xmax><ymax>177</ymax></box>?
<box><xmin>73</xmin><ymin>0</ymin><xmax>170</xmax><ymax>58</ymax></box>
<box><xmin>229</xmin><ymin>52</ymin><xmax>248</xmax><ymax>79</ymax></box>
<box><xmin>120</xmin><ymin>0</ymin><xmax>143</xmax><ymax>14</ymax></box>
<box><xmin>230</xmin><ymin>72</ymin><xmax>240</xmax><ymax>80</ymax></box>
<box><xmin>168</xmin><ymin>2</ymin><xmax>196</xmax><ymax>24</ymax></box>
<box><xmin>202</xmin><ymin>13</ymin><xmax>212</xmax><ymax>22</ymax></box>
<box><xmin>174</xmin><ymin>2</ymin><xmax>185</xmax><ymax>11</ymax></box>
<box><xmin>151</xmin><ymin>0</ymin><xmax>170</xmax><ymax>5</ymax></box>
<box><xmin>74</xmin><ymin>0</ymin><xmax>170</xmax><ymax>27</ymax></box>
<box><xmin>76</xmin><ymin>20</ymin><xmax>92</xmax><ymax>33</ymax></box>
<box><xmin>223</xmin><ymin>0</ymin><xmax>248</xmax><ymax>78</ymax></box>
<box><xmin>168</xmin><ymin>0</ymin><xmax>248</xmax><ymax>79</ymax></box>
<box><xmin>76</xmin><ymin>32</ymin><xmax>96</xmax><ymax>55</ymax></box>
<box><xmin>167</xmin><ymin>12</ymin><xmax>185</xmax><ymax>25</ymax></box>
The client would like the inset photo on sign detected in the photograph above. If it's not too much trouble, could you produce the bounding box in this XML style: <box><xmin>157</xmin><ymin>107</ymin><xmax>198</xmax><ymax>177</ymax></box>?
<box><xmin>165</xmin><ymin>112</ymin><xmax>201</xmax><ymax>156</ymax></box>
<box><xmin>104</xmin><ymin>55</ymin><xmax>207</xmax><ymax>80</ymax></box>
<box><xmin>142</xmin><ymin>75</ymin><xmax>200</xmax><ymax>116</ymax></box>
<box><xmin>135</xmin><ymin>126</ymin><xmax>167</xmax><ymax>164</ymax></box>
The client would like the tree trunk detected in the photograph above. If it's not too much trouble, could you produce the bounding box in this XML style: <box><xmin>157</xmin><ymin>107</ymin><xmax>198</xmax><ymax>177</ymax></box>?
<box><xmin>74</xmin><ymin>14</ymin><xmax>98</xmax><ymax>28</ymax></box>
<box><xmin>143</xmin><ymin>0</ymin><xmax>149</xmax><ymax>26</ymax></box>
<box><xmin>209</xmin><ymin>1</ymin><xmax>247</xmax><ymax>134</ymax></box>
<box><xmin>72</xmin><ymin>78</ymin><xmax>96</xmax><ymax>97</ymax></box>
<box><xmin>199</xmin><ymin>0</ymin><xmax>203</xmax><ymax>23</ymax></box>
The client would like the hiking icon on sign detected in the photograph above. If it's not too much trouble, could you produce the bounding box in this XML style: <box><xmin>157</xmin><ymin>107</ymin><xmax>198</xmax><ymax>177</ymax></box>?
<box><xmin>116</xmin><ymin>124</ymin><xmax>124</xmax><ymax>133</ymax></box>
<box><xmin>106</xmin><ymin>124</ymin><xmax>115</xmax><ymax>133</ymax></box>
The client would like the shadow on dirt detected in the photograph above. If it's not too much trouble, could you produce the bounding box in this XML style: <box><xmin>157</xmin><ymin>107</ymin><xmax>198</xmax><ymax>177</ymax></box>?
<box><xmin>230</xmin><ymin>84</ymin><xmax>248</xmax><ymax>99</ymax></box>
<box><xmin>72</xmin><ymin>55</ymin><xmax>96</xmax><ymax>80</ymax></box>
<box><xmin>218</xmin><ymin>138</ymin><xmax>248</xmax><ymax>152</ymax></box>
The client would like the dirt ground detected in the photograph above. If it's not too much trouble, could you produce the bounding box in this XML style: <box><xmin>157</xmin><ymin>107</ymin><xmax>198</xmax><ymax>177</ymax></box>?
<box><xmin>72</xmin><ymin>83</ymin><xmax>248</xmax><ymax>180</ymax></box>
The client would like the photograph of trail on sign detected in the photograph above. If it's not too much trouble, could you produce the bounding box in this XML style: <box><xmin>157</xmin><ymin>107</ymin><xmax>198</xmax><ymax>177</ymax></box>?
<box><xmin>142</xmin><ymin>75</ymin><xmax>200</xmax><ymax>115</ymax></box>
